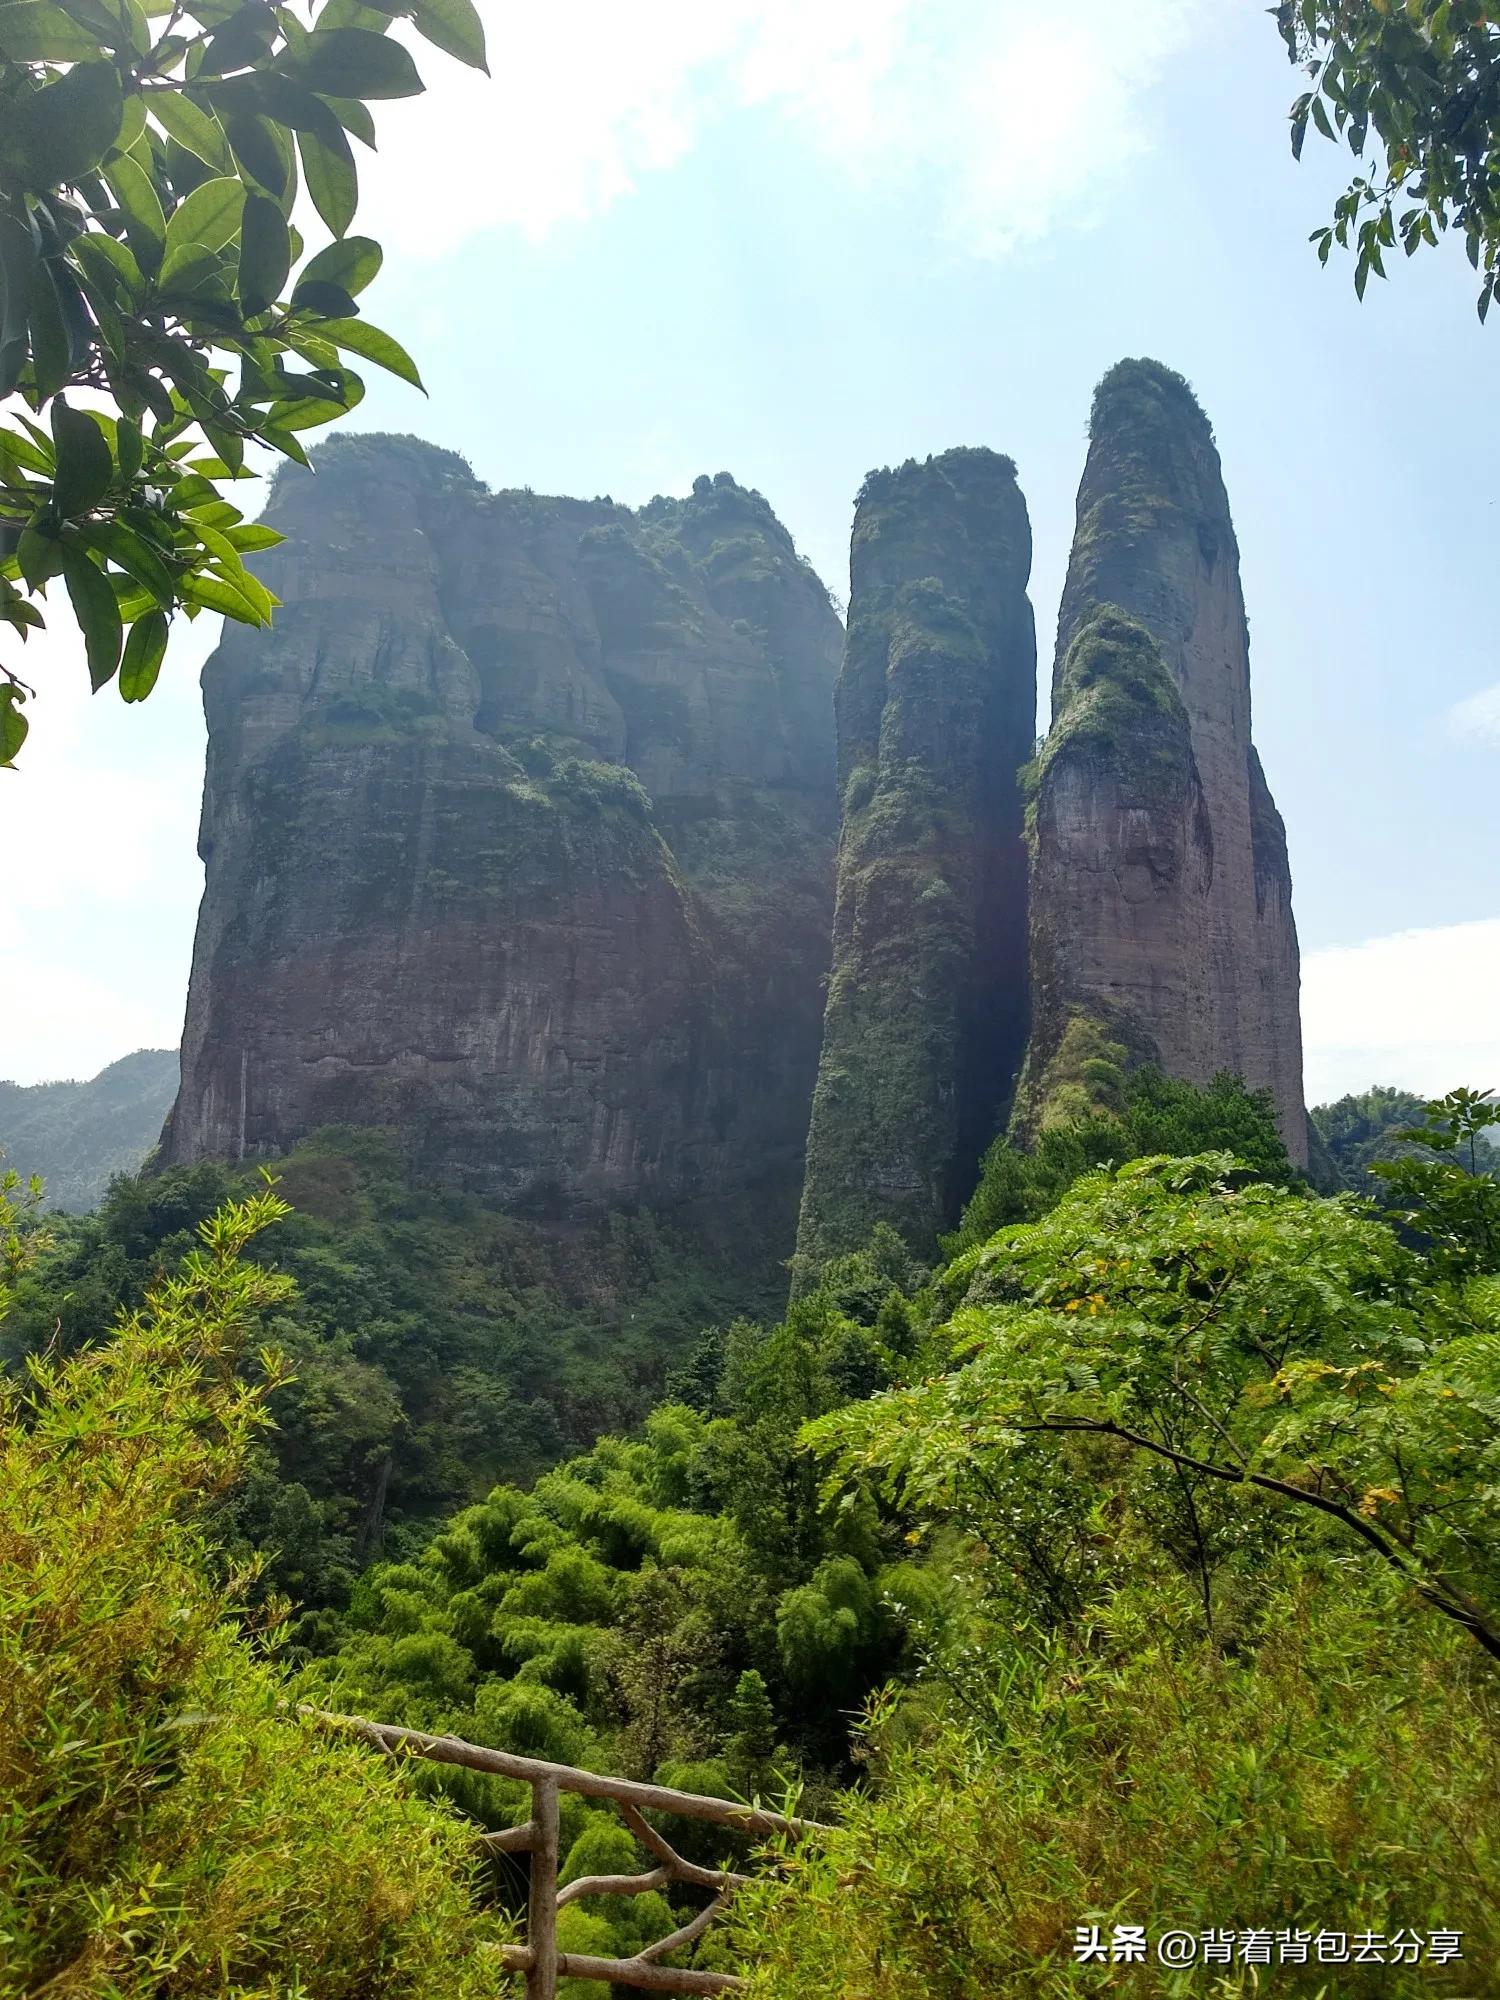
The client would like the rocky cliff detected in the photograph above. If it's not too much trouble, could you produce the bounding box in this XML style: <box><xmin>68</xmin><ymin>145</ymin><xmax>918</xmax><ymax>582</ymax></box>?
<box><xmin>161</xmin><ymin>439</ymin><xmax>843</xmax><ymax>1219</ymax></box>
<box><xmin>1016</xmin><ymin>361</ymin><xmax>1308</xmax><ymax>1164</ymax></box>
<box><xmin>793</xmin><ymin>449</ymin><xmax>1036</xmax><ymax>1273</ymax></box>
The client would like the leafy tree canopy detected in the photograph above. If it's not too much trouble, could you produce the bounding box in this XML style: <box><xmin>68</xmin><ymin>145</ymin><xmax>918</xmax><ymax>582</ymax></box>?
<box><xmin>0</xmin><ymin>0</ymin><xmax>488</xmax><ymax>765</ymax></box>
<box><xmin>1278</xmin><ymin>0</ymin><xmax>1500</xmax><ymax>316</ymax></box>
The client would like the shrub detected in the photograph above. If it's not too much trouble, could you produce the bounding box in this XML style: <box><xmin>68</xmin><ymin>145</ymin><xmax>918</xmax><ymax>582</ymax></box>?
<box><xmin>0</xmin><ymin>1185</ymin><xmax>509</xmax><ymax>1997</ymax></box>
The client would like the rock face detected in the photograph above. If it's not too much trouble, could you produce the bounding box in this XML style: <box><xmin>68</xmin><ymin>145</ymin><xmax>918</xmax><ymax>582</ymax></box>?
<box><xmin>161</xmin><ymin>438</ymin><xmax>843</xmax><ymax>1215</ymax></box>
<box><xmin>1016</xmin><ymin>361</ymin><xmax>1308</xmax><ymax>1164</ymax></box>
<box><xmin>793</xmin><ymin>449</ymin><xmax>1037</xmax><ymax>1273</ymax></box>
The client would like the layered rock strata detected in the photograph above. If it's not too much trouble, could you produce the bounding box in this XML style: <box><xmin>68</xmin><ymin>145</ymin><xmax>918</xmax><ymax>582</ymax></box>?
<box><xmin>793</xmin><ymin>449</ymin><xmax>1037</xmax><ymax>1274</ymax></box>
<box><xmin>1016</xmin><ymin>361</ymin><xmax>1308</xmax><ymax>1163</ymax></box>
<box><xmin>161</xmin><ymin>440</ymin><xmax>843</xmax><ymax>1214</ymax></box>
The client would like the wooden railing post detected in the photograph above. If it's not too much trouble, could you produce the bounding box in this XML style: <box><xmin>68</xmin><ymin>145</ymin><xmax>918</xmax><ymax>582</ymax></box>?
<box><xmin>527</xmin><ymin>1774</ymin><xmax>560</xmax><ymax>2000</ymax></box>
<box><xmin>305</xmin><ymin>1709</ymin><xmax>834</xmax><ymax>1994</ymax></box>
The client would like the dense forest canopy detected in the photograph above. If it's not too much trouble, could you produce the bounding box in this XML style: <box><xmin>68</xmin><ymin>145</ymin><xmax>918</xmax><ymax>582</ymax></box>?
<box><xmin>4</xmin><ymin>1075</ymin><xmax>1498</xmax><ymax>1992</ymax></box>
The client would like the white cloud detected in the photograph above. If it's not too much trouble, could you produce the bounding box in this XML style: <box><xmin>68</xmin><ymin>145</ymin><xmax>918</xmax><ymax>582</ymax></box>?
<box><xmin>0</xmin><ymin>957</ymin><xmax>183</xmax><ymax>1087</ymax></box>
<box><xmin>360</xmin><ymin>0</ymin><xmax>1218</xmax><ymax>258</ymax></box>
<box><xmin>0</xmin><ymin>621</ymin><xmax>208</xmax><ymax>1085</ymax></box>
<box><xmin>1302</xmin><ymin>917</ymin><xmax>1500</xmax><ymax>1106</ymax></box>
<box><xmin>1445</xmin><ymin>681</ymin><xmax>1500</xmax><ymax>748</ymax></box>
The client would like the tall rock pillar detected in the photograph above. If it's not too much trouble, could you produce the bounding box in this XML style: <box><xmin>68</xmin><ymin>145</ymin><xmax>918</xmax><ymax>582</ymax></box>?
<box><xmin>1017</xmin><ymin>360</ymin><xmax>1307</xmax><ymax>1163</ymax></box>
<box><xmin>793</xmin><ymin>449</ymin><xmax>1036</xmax><ymax>1277</ymax></box>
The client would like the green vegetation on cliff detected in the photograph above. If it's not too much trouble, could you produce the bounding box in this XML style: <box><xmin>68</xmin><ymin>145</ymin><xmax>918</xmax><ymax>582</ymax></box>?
<box><xmin>1061</xmin><ymin>359</ymin><xmax>1228</xmax><ymax>630</ymax></box>
<box><xmin>795</xmin><ymin>449</ymin><xmax>1035</xmax><ymax>1276</ymax></box>
<box><xmin>1029</xmin><ymin>604</ymin><xmax>1190</xmax><ymax>815</ymax></box>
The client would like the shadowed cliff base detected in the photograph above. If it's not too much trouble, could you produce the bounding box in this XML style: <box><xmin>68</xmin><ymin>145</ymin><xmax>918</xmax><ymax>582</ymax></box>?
<box><xmin>792</xmin><ymin>447</ymin><xmax>1037</xmax><ymax>1283</ymax></box>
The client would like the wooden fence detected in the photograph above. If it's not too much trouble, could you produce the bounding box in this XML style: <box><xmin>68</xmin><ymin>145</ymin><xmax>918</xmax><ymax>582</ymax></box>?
<box><xmin>313</xmin><ymin>1709</ymin><xmax>830</xmax><ymax>1998</ymax></box>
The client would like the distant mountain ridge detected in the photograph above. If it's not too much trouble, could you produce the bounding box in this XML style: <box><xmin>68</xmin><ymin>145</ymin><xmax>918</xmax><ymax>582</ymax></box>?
<box><xmin>0</xmin><ymin>1050</ymin><xmax>179</xmax><ymax>1211</ymax></box>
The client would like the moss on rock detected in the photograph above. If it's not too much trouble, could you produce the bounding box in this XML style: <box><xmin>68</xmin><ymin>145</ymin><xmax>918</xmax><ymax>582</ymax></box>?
<box><xmin>793</xmin><ymin>449</ymin><xmax>1036</xmax><ymax>1281</ymax></box>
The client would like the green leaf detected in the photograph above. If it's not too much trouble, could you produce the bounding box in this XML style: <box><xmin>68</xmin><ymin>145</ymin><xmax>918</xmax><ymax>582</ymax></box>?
<box><xmin>287</xmin><ymin>279</ymin><xmax>358</xmax><ymax>318</ymax></box>
<box><xmin>238</xmin><ymin>190</ymin><xmax>290</xmax><ymax>315</ymax></box>
<box><xmin>264</xmin><ymin>388</ymin><xmax>358</xmax><ymax>431</ymax></box>
<box><xmin>180</xmin><ymin>497</ymin><xmax>242</xmax><ymax>527</ymax></box>
<box><xmin>81</xmin><ymin>517</ymin><xmax>176</xmax><ymax>603</ymax></box>
<box><xmin>296</xmin><ymin>119</ymin><xmax>357</xmax><ymax>237</ymax></box>
<box><xmin>256</xmin><ymin>420</ymin><xmax>310</xmax><ymax>467</ymax></box>
<box><xmin>0</xmin><ymin>682</ymin><xmax>27</xmax><ymax>765</ymax></box>
<box><xmin>27</xmin><ymin>257</ymin><xmax>72</xmax><ymax>399</ymax></box>
<box><xmin>159</xmin><ymin>174</ymin><xmax>244</xmax><ymax>286</ymax></box>
<box><xmin>50</xmin><ymin>399</ymin><xmax>113</xmax><ymax>517</ymax></box>
<box><xmin>200</xmin><ymin>421</ymin><xmax>245</xmax><ymax>473</ymax></box>
<box><xmin>71</xmin><ymin>229</ymin><xmax>144</xmax><ymax>300</ymax></box>
<box><xmin>0</xmin><ymin>424</ymin><xmax>53</xmax><ymax>476</ymax></box>
<box><xmin>0</xmin><ymin>205</ymin><xmax>37</xmax><ymax>400</ymax></box>
<box><xmin>293</xmin><ymin>232</ymin><xmax>381</xmax><ymax>300</ymax></box>
<box><xmin>55</xmin><ymin>0</ymin><xmax>133</xmax><ymax>48</ymax></box>
<box><xmin>1</xmin><ymin>597</ymin><xmax>44</xmax><ymax>635</ymax></box>
<box><xmin>410</xmin><ymin>0</ymin><xmax>486</xmax><ymax>72</ymax></box>
<box><xmin>316</xmin><ymin>314</ymin><xmax>421</xmax><ymax>389</ymax></box>
<box><xmin>322</xmin><ymin>93</ymin><xmax>376</xmax><ymax>146</ymax></box>
<box><xmin>178</xmin><ymin>564</ymin><xmax>262</xmax><ymax>620</ymax></box>
<box><xmin>200</xmin><ymin>0</ymin><xmax>276</xmax><ymax>75</ymax></box>
<box><xmin>0</xmin><ymin>2</ymin><xmax>100</xmax><ymax>60</ymax></box>
<box><xmin>196</xmin><ymin>519</ymin><xmax>274</xmax><ymax>615</ymax></box>
<box><xmin>101</xmin><ymin>152</ymin><xmax>167</xmax><ymax>272</ymax></box>
<box><xmin>224</xmin><ymin>110</ymin><xmax>294</xmax><ymax>203</ymax></box>
<box><xmin>17</xmin><ymin>526</ymin><xmax>64</xmax><ymax>589</ymax></box>
<box><xmin>276</xmin><ymin>26</ymin><xmax>424</xmax><ymax>99</ymax></box>
<box><xmin>149</xmin><ymin>89</ymin><xmax>234</xmax><ymax>171</ymax></box>
<box><xmin>61</xmin><ymin>540</ymin><xmax>123</xmax><ymax>687</ymax></box>
<box><xmin>222</xmin><ymin>521</ymin><xmax>283</xmax><ymax>551</ymax></box>
<box><xmin>118</xmin><ymin>604</ymin><xmax>167</xmax><ymax>698</ymax></box>
<box><xmin>116</xmin><ymin>413</ymin><xmax>142</xmax><ymax>483</ymax></box>
<box><xmin>0</xmin><ymin>59</ymin><xmax>124</xmax><ymax>190</ymax></box>
<box><xmin>316</xmin><ymin>0</ymin><xmax>394</xmax><ymax>27</ymax></box>
<box><xmin>113</xmin><ymin>90</ymin><xmax>146</xmax><ymax>155</ymax></box>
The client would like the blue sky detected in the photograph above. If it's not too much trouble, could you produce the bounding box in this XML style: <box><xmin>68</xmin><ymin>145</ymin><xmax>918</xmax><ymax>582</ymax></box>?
<box><xmin>3</xmin><ymin>0</ymin><xmax>1497</xmax><ymax>1099</ymax></box>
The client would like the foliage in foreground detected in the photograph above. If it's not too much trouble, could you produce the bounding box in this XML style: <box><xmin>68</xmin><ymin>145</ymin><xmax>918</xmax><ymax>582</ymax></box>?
<box><xmin>952</xmin><ymin>1065</ymin><xmax>1292</xmax><ymax>1246</ymax></box>
<box><xmin>1278</xmin><ymin>0</ymin><xmax>1500</xmax><ymax>318</ymax></box>
<box><xmin>725</xmin><ymin>1138</ymin><xmax>1500</xmax><ymax>1993</ymax></box>
<box><xmin>0</xmin><ymin>0</ymin><xmax>487</xmax><ymax>763</ymax></box>
<box><xmin>0</xmin><ymin>1180</ymin><xmax>507</xmax><ymax>1997</ymax></box>
<box><xmin>5</xmin><ymin>1076</ymin><xmax>1499</xmax><ymax>1995</ymax></box>
<box><xmin>297</xmin><ymin>1234</ymin><xmax>930</xmax><ymax>1982</ymax></box>
<box><xmin>3</xmin><ymin>1125</ymin><xmax>784</xmax><ymax>1610</ymax></box>
<box><xmin>728</xmin><ymin>1561</ymin><xmax>1500</xmax><ymax>1997</ymax></box>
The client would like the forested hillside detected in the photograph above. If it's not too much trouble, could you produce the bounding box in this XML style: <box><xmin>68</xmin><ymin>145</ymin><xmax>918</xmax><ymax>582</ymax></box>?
<box><xmin>0</xmin><ymin>1049</ymin><xmax>177</xmax><ymax>1211</ymax></box>
<box><xmin>7</xmin><ymin>1074</ymin><xmax>1499</xmax><ymax>1993</ymax></box>
<box><xmin>3</xmin><ymin>1125</ymin><xmax>789</xmax><ymax>1611</ymax></box>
